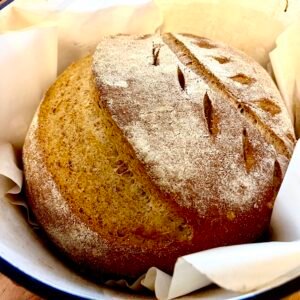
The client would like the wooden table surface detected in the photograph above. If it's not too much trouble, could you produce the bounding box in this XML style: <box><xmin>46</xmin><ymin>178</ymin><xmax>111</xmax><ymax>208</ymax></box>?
<box><xmin>1</xmin><ymin>272</ymin><xmax>300</xmax><ymax>300</ymax></box>
<box><xmin>0</xmin><ymin>273</ymin><xmax>41</xmax><ymax>300</ymax></box>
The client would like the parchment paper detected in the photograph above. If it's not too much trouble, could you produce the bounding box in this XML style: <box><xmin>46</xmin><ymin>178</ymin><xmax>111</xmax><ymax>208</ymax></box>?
<box><xmin>1</xmin><ymin>1</ymin><xmax>300</xmax><ymax>299</ymax></box>
<box><xmin>270</xmin><ymin>19</ymin><xmax>300</xmax><ymax>136</ymax></box>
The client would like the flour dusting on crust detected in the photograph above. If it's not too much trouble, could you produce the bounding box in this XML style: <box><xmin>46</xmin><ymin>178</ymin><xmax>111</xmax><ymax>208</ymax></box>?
<box><xmin>93</xmin><ymin>34</ymin><xmax>294</xmax><ymax>214</ymax></box>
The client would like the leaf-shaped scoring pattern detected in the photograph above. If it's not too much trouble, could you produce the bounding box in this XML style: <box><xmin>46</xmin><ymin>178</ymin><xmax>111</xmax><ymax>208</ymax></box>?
<box><xmin>203</xmin><ymin>92</ymin><xmax>219</xmax><ymax>137</ymax></box>
<box><xmin>136</xmin><ymin>34</ymin><xmax>152</xmax><ymax>40</ymax></box>
<box><xmin>230</xmin><ymin>73</ymin><xmax>255</xmax><ymax>85</ymax></box>
<box><xmin>193</xmin><ymin>39</ymin><xmax>216</xmax><ymax>49</ymax></box>
<box><xmin>253</xmin><ymin>98</ymin><xmax>281</xmax><ymax>116</ymax></box>
<box><xmin>212</xmin><ymin>56</ymin><xmax>230</xmax><ymax>64</ymax></box>
<box><xmin>286</xmin><ymin>132</ymin><xmax>296</xmax><ymax>143</ymax></box>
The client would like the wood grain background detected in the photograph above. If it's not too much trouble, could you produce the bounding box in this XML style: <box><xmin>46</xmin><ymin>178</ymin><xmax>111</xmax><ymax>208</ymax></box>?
<box><xmin>0</xmin><ymin>274</ymin><xmax>41</xmax><ymax>300</ymax></box>
<box><xmin>1</xmin><ymin>272</ymin><xmax>300</xmax><ymax>300</ymax></box>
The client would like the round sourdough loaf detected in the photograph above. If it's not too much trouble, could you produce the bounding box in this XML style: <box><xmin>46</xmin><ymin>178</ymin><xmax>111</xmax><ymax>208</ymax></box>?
<box><xmin>23</xmin><ymin>33</ymin><xmax>295</xmax><ymax>280</ymax></box>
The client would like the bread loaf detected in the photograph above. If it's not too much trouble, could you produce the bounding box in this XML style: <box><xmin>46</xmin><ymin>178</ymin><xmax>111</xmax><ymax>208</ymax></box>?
<box><xmin>23</xmin><ymin>33</ymin><xmax>295</xmax><ymax>280</ymax></box>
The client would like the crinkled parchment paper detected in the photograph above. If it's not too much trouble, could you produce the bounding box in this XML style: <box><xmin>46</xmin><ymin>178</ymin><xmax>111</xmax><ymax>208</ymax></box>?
<box><xmin>1</xmin><ymin>1</ymin><xmax>300</xmax><ymax>299</ymax></box>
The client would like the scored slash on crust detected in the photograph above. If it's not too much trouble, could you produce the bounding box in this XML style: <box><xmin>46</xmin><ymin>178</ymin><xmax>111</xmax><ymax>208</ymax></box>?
<box><xmin>203</xmin><ymin>92</ymin><xmax>219</xmax><ymax>137</ymax></box>
<box><xmin>230</xmin><ymin>73</ymin><xmax>255</xmax><ymax>85</ymax></box>
<box><xmin>242</xmin><ymin>128</ymin><xmax>256</xmax><ymax>173</ymax></box>
<box><xmin>212</xmin><ymin>56</ymin><xmax>231</xmax><ymax>64</ymax></box>
<box><xmin>152</xmin><ymin>43</ymin><xmax>162</xmax><ymax>66</ymax></box>
<box><xmin>162</xmin><ymin>33</ymin><xmax>292</xmax><ymax>159</ymax></box>
<box><xmin>252</xmin><ymin>98</ymin><xmax>281</xmax><ymax>116</ymax></box>
<box><xmin>177</xmin><ymin>66</ymin><xmax>185</xmax><ymax>90</ymax></box>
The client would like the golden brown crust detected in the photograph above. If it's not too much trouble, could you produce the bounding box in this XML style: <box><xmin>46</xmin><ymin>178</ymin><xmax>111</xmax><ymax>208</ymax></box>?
<box><xmin>23</xmin><ymin>56</ymin><xmax>194</xmax><ymax>279</ymax></box>
<box><xmin>23</xmin><ymin>34</ymin><xmax>295</xmax><ymax>280</ymax></box>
